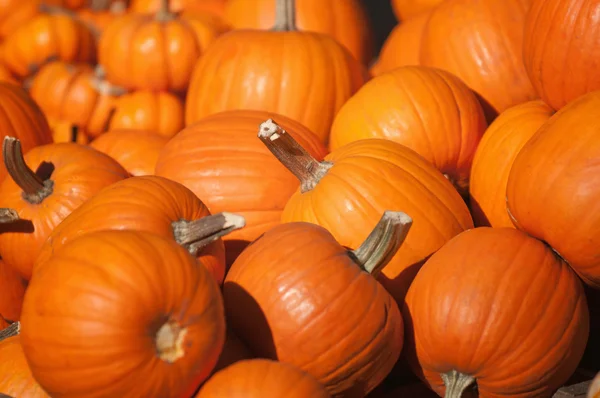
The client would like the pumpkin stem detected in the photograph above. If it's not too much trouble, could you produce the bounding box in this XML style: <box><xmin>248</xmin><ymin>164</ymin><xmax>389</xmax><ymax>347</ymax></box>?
<box><xmin>70</xmin><ymin>125</ymin><xmax>79</xmax><ymax>143</ymax></box>
<box><xmin>258</xmin><ymin>119</ymin><xmax>332</xmax><ymax>193</ymax></box>
<box><xmin>156</xmin><ymin>0</ymin><xmax>175</xmax><ymax>21</ymax></box>
<box><xmin>272</xmin><ymin>0</ymin><xmax>297</xmax><ymax>31</ymax></box>
<box><xmin>442</xmin><ymin>370</ymin><xmax>476</xmax><ymax>398</ymax></box>
<box><xmin>172</xmin><ymin>212</ymin><xmax>246</xmax><ymax>255</ymax></box>
<box><xmin>349</xmin><ymin>211</ymin><xmax>413</xmax><ymax>276</ymax></box>
<box><xmin>2</xmin><ymin>137</ymin><xmax>54</xmax><ymax>204</ymax></box>
<box><xmin>89</xmin><ymin>72</ymin><xmax>127</xmax><ymax>97</ymax></box>
<box><xmin>0</xmin><ymin>208</ymin><xmax>19</xmax><ymax>223</ymax></box>
<box><xmin>155</xmin><ymin>320</ymin><xmax>188</xmax><ymax>363</ymax></box>
<box><xmin>0</xmin><ymin>321</ymin><xmax>19</xmax><ymax>342</ymax></box>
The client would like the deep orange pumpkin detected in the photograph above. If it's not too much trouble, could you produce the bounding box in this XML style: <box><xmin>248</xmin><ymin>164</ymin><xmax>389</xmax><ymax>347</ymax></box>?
<box><xmin>0</xmin><ymin>0</ymin><xmax>40</xmax><ymax>39</ymax></box>
<box><xmin>129</xmin><ymin>0</ymin><xmax>228</xmax><ymax>17</ymax></box>
<box><xmin>403</xmin><ymin>227</ymin><xmax>589</xmax><ymax>397</ymax></box>
<box><xmin>469</xmin><ymin>100</ymin><xmax>554</xmax><ymax>228</ymax></box>
<box><xmin>0</xmin><ymin>258</ymin><xmax>26</xmax><ymax>321</ymax></box>
<box><xmin>507</xmin><ymin>90</ymin><xmax>600</xmax><ymax>287</ymax></box>
<box><xmin>391</xmin><ymin>0</ymin><xmax>442</xmax><ymax>20</ymax></box>
<box><xmin>0</xmin><ymin>63</ymin><xmax>17</xmax><ymax>84</ymax></box>
<box><xmin>21</xmin><ymin>230</ymin><xmax>226</xmax><ymax>397</ymax></box>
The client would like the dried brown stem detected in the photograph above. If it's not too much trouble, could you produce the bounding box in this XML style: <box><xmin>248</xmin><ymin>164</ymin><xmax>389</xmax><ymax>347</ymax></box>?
<box><xmin>442</xmin><ymin>370</ymin><xmax>476</xmax><ymax>398</ymax></box>
<box><xmin>172</xmin><ymin>212</ymin><xmax>246</xmax><ymax>255</ymax></box>
<box><xmin>0</xmin><ymin>321</ymin><xmax>19</xmax><ymax>342</ymax></box>
<box><xmin>155</xmin><ymin>0</ymin><xmax>175</xmax><ymax>21</ymax></box>
<box><xmin>272</xmin><ymin>0</ymin><xmax>296</xmax><ymax>31</ymax></box>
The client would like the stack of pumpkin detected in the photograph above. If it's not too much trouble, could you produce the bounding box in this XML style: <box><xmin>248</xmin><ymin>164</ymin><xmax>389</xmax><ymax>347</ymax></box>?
<box><xmin>0</xmin><ymin>0</ymin><xmax>598</xmax><ymax>396</ymax></box>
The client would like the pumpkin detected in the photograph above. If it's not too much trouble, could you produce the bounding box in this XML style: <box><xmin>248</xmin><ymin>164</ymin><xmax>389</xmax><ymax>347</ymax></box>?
<box><xmin>21</xmin><ymin>230</ymin><xmax>226</xmax><ymax>397</ymax></box>
<box><xmin>155</xmin><ymin>110</ymin><xmax>327</xmax><ymax>265</ymax></box>
<box><xmin>35</xmin><ymin>175</ymin><xmax>245</xmax><ymax>284</ymax></box>
<box><xmin>225</xmin><ymin>211</ymin><xmax>410</xmax><ymax>396</ymax></box>
<box><xmin>0</xmin><ymin>0</ymin><xmax>40</xmax><ymax>39</ymax></box>
<box><xmin>90</xmin><ymin>129</ymin><xmax>168</xmax><ymax>176</ymax></box>
<box><xmin>0</xmin><ymin>137</ymin><xmax>129</xmax><ymax>280</ymax></box>
<box><xmin>330</xmin><ymin>65</ymin><xmax>487</xmax><ymax>195</ymax></box>
<box><xmin>507</xmin><ymin>91</ymin><xmax>600</xmax><ymax>287</ymax></box>
<box><xmin>129</xmin><ymin>0</ymin><xmax>228</xmax><ymax>17</ymax></box>
<box><xmin>76</xmin><ymin>0</ymin><xmax>127</xmax><ymax>36</ymax></box>
<box><xmin>98</xmin><ymin>1</ymin><xmax>228</xmax><ymax>93</ymax></box>
<box><xmin>185</xmin><ymin>0</ymin><xmax>368</xmax><ymax>144</ymax></box>
<box><xmin>109</xmin><ymin>90</ymin><xmax>184</xmax><ymax>138</ymax></box>
<box><xmin>1</xmin><ymin>12</ymin><xmax>96</xmax><ymax>78</ymax></box>
<box><xmin>0</xmin><ymin>258</ymin><xmax>26</xmax><ymax>321</ymax></box>
<box><xmin>50</xmin><ymin>122</ymin><xmax>90</xmax><ymax>144</ymax></box>
<box><xmin>403</xmin><ymin>227</ymin><xmax>589</xmax><ymax>397</ymax></box>
<box><xmin>224</xmin><ymin>0</ymin><xmax>374</xmax><ymax>65</ymax></box>
<box><xmin>469</xmin><ymin>100</ymin><xmax>554</xmax><ymax>228</ymax></box>
<box><xmin>420</xmin><ymin>0</ymin><xmax>536</xmax><ymax>121</ymax></box>
<box><xmin>0</xmin><ymin>63</ymin><xmax>17</xmax><ymax>84</ymax></box>
<box><xmin>370</xmin><ymin>13</ymin><xmax>428</xmax><ymax>76</ymax></box>
<box><xmin>258</xmin><ymin>119</ymin><xmax>473</xmax><ymax>303</ymax></box>
<box><xmin>210</xmin><ymin>328</ymin><xmax>253</xmax><ymax>376</ymax></box>
<box><xmin>197</xmin><ymin>359</ymin><xmax>331</xmax><ymax>398</ymax></box>
<box><xmin>391</xmin><ymin>0</ymin><xmax>442</xmax><ymax>20</ymax></box>
<box><xmin>590</xmin><ymin>373</ymin><xmax>600</xmax><ymax>398</ymax></box>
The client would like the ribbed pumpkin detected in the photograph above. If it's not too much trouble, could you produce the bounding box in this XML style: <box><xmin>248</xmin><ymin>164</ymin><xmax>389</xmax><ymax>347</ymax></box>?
<box><xmin>224</xmin><ymin>0</ymin><xmax>374</xmax><ymax>65</ymax></box>
<box><xmin>258</xmin><ymin>119</ymin><xmax>473</xmax><ymax>304</ymax></box>
<box><xmin>0</xmin><ymin>63</ymin><xmax>17</xmax><ymax>84</ymax></box>
<box><xmin>21</xmin><ymin>230</ymin><xmax>226</xmax><ymax>397</ymax></box>
<box><xmin>0</xmin><ymin>0</ymin><xmax>40</xmax><ymax>39</ymax></box>
<box><xmin>197</xmin><ymin>359</ymin><xmax>331</xmax><ymax>398</ymax></box>
<box><xmin>403</xmin><ymin>227</ymin><xmax>589</xmax><ymax>397</ymax></box>
<box><xmin>507</xmin><ymin>90</ymin><xmax>600</xmax><ymax>287</ymax></box>
<box><xmin>155</xmin><ymin>110</ymin><xmax>326</xmax><ymax>265</ymax></box>
<box><xmin>469</xmin><ymin>100</ymin><xmax>554</xmax><ymax>227</ymax></box>
<box><xmin>35</xmin><ymin>176</ymin><xmax>243</xmax><ymax>284</ymax></box>
<box><xmin>0</xmin><ymin>138</ymin><xmax>129</xmax><ymax>280</ymax></box>
<box><xmin>185</xmin><ymin>0</ymin><xmax>368</xmax><ymax>143</ymax></box>
<box><xmin>90</xmin><ymin>129</ymin><xmax>168</xmax><ymax>176</ymax></box>
<box><xmin>392</xmin><ymin>0</ymin><xmax>443</xmax><ymax>20</ymax></box>
<box><xmin>225</xmin><ymin>211</ymin><xmax>410</xmax><ymax>396</ymax></box>
<box><xmin>420</xmin><ymin>0</ymin><xmax>536</xmax><ymax>120</ymax></box>
<box><xmin>330</xmin><ymin>66</ymin><xmax>487</xmax><ymax>195</ymax></box>
<box><xmin>0</xmin><ymin>259</ymin><xmax>26</xmax><ymax>321</ymax></box>
<box><xmin>109</xmin><ymin>90</ymin><xmax>184</xmax><ymax>138</ymax></box>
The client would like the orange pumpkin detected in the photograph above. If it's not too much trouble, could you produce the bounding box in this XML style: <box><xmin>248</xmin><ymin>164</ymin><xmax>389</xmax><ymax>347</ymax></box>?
<box><xmin>0</xmin><ymin>62</ymin><xmax>17</xmax><ymax>84</ymax></box>
<box><xmin>507</xmin><ymin>91</ymin><xmax>600</xmax><ymax>287</ymax></box>
<box><xmin>90</xmin><ymin>129</ymin><xmax>169</xmax><ymax>176</ymax></box>
<box><xmin>129</xmin><ymin>0</ymin><xmax>228</xmax><ymax>17</ymax></box>
<box><xmin>403</xmin><ymin>227</ymin><xmax>589</xmax><ymax>397</ymax></box>
<box><xmin>0</xmin><ymin>258</ymin><xmax>26</xmax><ymax>321</ymax></box>
<box><xmin>155</xmin><ymin>110</ymin><xmax>327</xmax><ymax>265</ymax></box>
<box><xmin>210</xmin><ymin>328</ymin><xmax>253</xmax><ymax>376</ymax></box>
<box><xmin>225</xmin><ymin>211</ymin><xmax>410</xmax><ymax>396</ymax></box>
<box><xmin>35</xmin><ymin>176</ymin><xmax>243</xmax><ymax>284</ymax></box>
<box><xmin>0</xmin><ymin>138</ymin><xmax>129</xmax><ymax>280</ymax></box>
<box><xmin>197</xmin><ymin>359</ymin><xmax>331</xmax><ymax>398</ymax></box>
<box><xmin>76</xmin><ymin>1</ymin><xmax>127</xmax><ymax>36</ymax></box>
<box><xmin>109</xmin><ymin>90</ymin><xmax>184</xmax><ymax>138</ymax></box>
<box><xmin>0</xmin><ymin>0</ymin><xmax>41</xmax><ymax>39</ymax></box>
<box><xmin>391</xmin><ymin>0</ymin><xmax>442</xmax><ymax>20</ymax></box>
<box><xmin>469</xmin><ymin>100</ymin><xmax>554</xmax><ymax>228</ymax></box>
<box><xmin>50</xmin><ymin>122</ymin><xmax>90</xmax><ymax>144</ymax></box>
<box><xmin>259</xmin><ymin>120</ymin><xmax>473</xmax><ymax>305</ymax></box>
<box><xmin>21</xmin><ymin>230</ymin><xmax>226</xmax><ymax>397</ymax></box>
<box><xmin>330</xmin><ymin>66</ymin><xmax>487</xmax><ymax>195</ymax></box>
<box><xmin>420</xmin><ymin>0</ymin><xmax>536</xmax><ymax>120</ymax></box>
<box><xmin>185</xmin><ymin>0</ymin><xmax>368</xmax><ymax>143</ymax></box>
<box><xmin>1</xmin><ymin>12</ymin><xmax>96</xmax><ymax>78</ymax></box>
<box><xmin>224</xmin><ymin>0</ymin><xmax>374</xmax><ymax>65</ymax></box>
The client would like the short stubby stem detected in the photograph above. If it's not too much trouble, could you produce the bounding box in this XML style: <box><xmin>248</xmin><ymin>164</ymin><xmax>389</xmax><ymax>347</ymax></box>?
<box><xmin>442</xmin><ymin>370</ymin><xmax>476</xmax><ymax>398</ymax></box>
<box><xmin>272</xmin><ymin>0</ymin><xmax>297</xmax><ymax>31</ymax></box>
<box><xmin>172</xmin><ymin>212</ymin><xmax>246</xmax><ymax>255</ymax></box>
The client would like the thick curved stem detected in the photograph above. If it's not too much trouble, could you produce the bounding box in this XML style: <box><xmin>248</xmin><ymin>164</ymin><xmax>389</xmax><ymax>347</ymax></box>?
<box><xmin>0</xmin><ymin>321</ymin><xmax>19</xmax><ymax>342</ymax></box>
<box><xmin>442</xmin><ymin>370</ymin><xmax>476</xmax><ymax>398</ymax></box>
<box><xmin>172</xmin><ymin>212</ymin><xmax>246</xmax><ymax>255</ymax></box>
<box><xmin>272</xmin><ymin>0</ymin><xmax>296</xmax><ymax>31</ymax></box>
<box><xmin>258</xmin><ymin>119</ymin><xmax>332</xmax><ymax>193</ymax></box>
<box><xmin>0</xmin><ymin>208</ymin><xmax>19</xmax><ymax>223</ymax></box>
<box><xmin>349</xmin><ymin>211</ymin><xmax>412</xmax><ymax>276</ymax></box>
<box><xmin>3</xmin><ymin>137</ymin><xmax>54</xmax><ymax>204</ymax></box>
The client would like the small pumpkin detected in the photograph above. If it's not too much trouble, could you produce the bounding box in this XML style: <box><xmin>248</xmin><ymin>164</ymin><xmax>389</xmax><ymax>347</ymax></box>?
<box><xmin>21</xmin><ymin>230</ymin><xmax>226</xmax><ymax>397</ymax></box>
<box><xmin>469</xmin><ymin>100</ymin><xmax>554</xmax><ymax>227</ymax></box>
<box><xmin>225</xmin><ymin>211</ymin><xmax>410</xmax><ymax>396</ymax></box>
<box><xmin>185</xmin><ymin>0</ymin><xmax>368</xmax><ymax>143</ymax></box>
<box><xmin>76</xmin><ymin>0</ymin><xmax>127</xmax><ymax>36</ymax></box>
<box><xmin>0</xmin><ymin>137</ymin><xmax>129</xmax><ymax>280</ymax></box>
<box><xmin>50</xmin><ymin>123</ymin><xmax>90</xmax><ymax>144</ymax></box>
<box><xmin>330</xmin><ymin>65</ymin><xmax>487</xmax><ymax>195</ymax></box>
<box><xmin>197</xmin><ymin>359</ymin><xmax>331</xmax><ymax>398</ymax></box>
<box><xmin>0</xmin><ymin>258</ymin><xmax>26</xmax><ymax>322</ymax></box>
<box><xmin>403</xmin><ymin>227</ymin><xmax>589</xmax><ymax>397</ymax></box>
<box><xmin>391</xmin><ymin>0</ymin><xmax>443</xmax><ymax>20</ymax></box>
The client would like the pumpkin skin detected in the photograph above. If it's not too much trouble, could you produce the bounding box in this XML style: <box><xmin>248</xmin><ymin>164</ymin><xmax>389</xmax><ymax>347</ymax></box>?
<box><xmin>129</xmin><ymin>0</ymin><xmax>228</xmax><ymax>17</ymax></box>
<box><xmin>403</xmin><ymin>227</ymin><xmax>589</xmax><ymax>397</ymax></box>
<box><xmin>420</xmin><ymin>0</ymin><xmax>536</xmax><ymax>120</ymax></box>
<box><xmin>0</xmin><ymin>63</ymin><xmax>17</xmax><ymax>84</ymax></box>
<box><xmin>109</xmin><ymin>90</ymin><xmax>184</xmax><ymax>138</ymax></box>
<box><xmin>0</xmin><ymin>141</ymin><xmax>129</xmax><ymax>280</ymax></box>
<box><xmin>76</xmin><ymin>2</ymin><xmax>127</xmax><ymax>36</ymax></box>
<box><xmin>0</xmin><ymin>259</ymin><xmax>26</xmax><ymax>321</ymax></box>
<box><xmin>35</xmin><ymin>175</ymin><xmax>228</xmax><ymax>284</ymax></box>
<box><xmin>224</xmin><ymin>0</ymin><xmax>374</xmax><ymax>65</ymax></box>
<box><xmin>1</xmin><ymin>13</ymin><xmax>96</xmax><ymax>78</ymax></box>
<box><xmin>155</xmin><ymin>110</ymin><xmax>327</xmax><ymax>265</ymax></box>
<box><xmin>330</xmin><ymin>66</ymin><xmax>487</xmax><ymax>195</ymax></box>
<box><xmin>506</xmin><ymin>91</ymin><xmax>600</xmax><ymax>287</ymax></box>
<box><xmin>197</xmin><ymin>359</ymin><xmax>331</xmax><ymax>398</ymax></box>
<box><xmin>0</xmin><ymin>334</ymin><xmax>49</xmax><ymax>398</ymax></box>
<box><xmin>391</xmin><ymin>0</ymin><xmax>442</xmax><ymax>20</ymax></box>
<box><xmin>50</xmin><ymin>121</ymin><xmax>90</xmax><ymax>144</ymax></box>
<box><xmin>21</xmin><ymin>230</ymin><xmax>226</xmax><ymax>398</ymax></box>
<box><xmin>90</xmin><ymin>129</ymin><xmax>169</xmax><ymax>176</ymax></box>
<box><xmin>0</xmin><ymin>0</ymin><xmax>40</xmax><ymax>39</ymax></box>
<box><xmin>469</xmin><ymin>100</ymin><xmax>554</xmax><ymax>228</ymax></box>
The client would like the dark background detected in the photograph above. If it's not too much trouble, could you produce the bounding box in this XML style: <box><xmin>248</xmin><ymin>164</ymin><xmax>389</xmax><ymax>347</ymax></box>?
<box><xmin>362</xmin><ymin>0</ymin><xmax>398</xmax><ymax>53</ymax></box>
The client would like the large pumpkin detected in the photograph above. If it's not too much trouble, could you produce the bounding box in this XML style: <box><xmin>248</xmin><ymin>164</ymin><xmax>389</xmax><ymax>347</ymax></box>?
<box><xmin>258</xmin><ymin>119</ymin><xmax>473</xmax><ymax>304</ymax></box>
<box><xmin>330</xmin><ymin>65</ymin><xmax>487</xmax><ymax>195</ymax></box>
<box><xmin>21</xmin><ymin>230</ymin><xmax>226</xmax><ymax>397</ymax></box>
<box><xmin>469</xmin><ymin>100</ymin><xmax>554</xmax><ymax>227</ymax></box>
<box><xmin>185</xmin><ymin>0</ymin><xmax>368</xmax><ymax>143</ymax></box>
<box><xmin>155</xmin><ymin>110</ymin><xmax>327</xmax><ymax>265</ymax></box>
<box><xmin>420</xmin><ymin>0</ymin><xmax>536</xmax><ymax>120</ymax></box>
<box><xmin>403</xmin><ymin>227</ymin><xmax>589</xmax><ymax>397</ymax></box>
<box><xmin>0</xmin><ymin>258</ymin><xmax>26</xmax><ymax>321</ymax></box>
<box><xmin>391</xmin><ymin>0</ymin><xmax>442</xmax><ymax>20</ymax></box>
<box><xmin>507</xmin><ymin>90</ymin><xmax>600</xmax><ymax>287</ymax></box>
